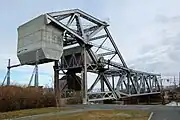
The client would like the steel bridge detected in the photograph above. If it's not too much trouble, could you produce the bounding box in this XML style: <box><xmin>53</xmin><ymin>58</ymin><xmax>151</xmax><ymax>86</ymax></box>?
<box><xmin>48</xmin><ymin>9</ymin><xmax>161</xmax><ymax>103</ymax></box>
<box><xmin>2</xmin><ymin>9</ymin><xmax>162</xmax><ymax>104</ymax></box>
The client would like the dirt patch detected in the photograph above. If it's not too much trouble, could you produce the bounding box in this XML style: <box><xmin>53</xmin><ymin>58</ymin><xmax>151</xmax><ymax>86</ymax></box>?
<box><xmin>115</xmin><ymin>113</ymin><xmax>132</xmax><ymax>117</ymax></box>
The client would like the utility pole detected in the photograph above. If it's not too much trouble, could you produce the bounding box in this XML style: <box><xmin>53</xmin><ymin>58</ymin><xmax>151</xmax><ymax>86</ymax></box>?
<box><xmin>7</xmin><ymin>59</ymin><xmax>10</xmax><ymax>86</ymax></box>
<box><xmin>174</xmin><ymin>76</ymin><xmax>176</xmax><ymax>88</ymax></box>
<box><xmin>179</xmin><ymin>72</ymin><xmax>180</xmax><ymax>87</ymax></box>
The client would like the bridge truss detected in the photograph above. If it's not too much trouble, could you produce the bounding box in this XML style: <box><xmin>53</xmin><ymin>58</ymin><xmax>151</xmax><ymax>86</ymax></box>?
<box><xmin>45</xmin><ymin>9</ymin><xmax>161</xmax><ymax>103</ymax></box>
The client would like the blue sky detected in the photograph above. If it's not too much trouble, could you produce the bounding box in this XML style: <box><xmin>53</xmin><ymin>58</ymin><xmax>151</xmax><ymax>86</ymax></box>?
<box><xmin>1</xmin><ymin>0</ymin><xmax>180</xmax><ymax>86</ymax></box>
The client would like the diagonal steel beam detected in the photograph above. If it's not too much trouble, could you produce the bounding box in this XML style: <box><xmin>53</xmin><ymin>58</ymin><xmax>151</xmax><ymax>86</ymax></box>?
<box><xmin>77</xmin><ymin>9</ymin><xmax>108</xmax><ymax>26</ymax></box>
<box><xmin>95</xmin><ymin>37</ymin><xmax>108</xmax><ymax>53</ymax></box>
<box><xmin>88</xmin><ymin>26</ymin><xmax>104</xmax><ymax>38</ymax></box>
<box><xmin>97</xmin><ymin>51</ymin><xmax>116</xmax><ymax>57</ymax></box>
<box><xmin>144</xmin><ymin>75</ymin><xmax>151</xmax><ymax>92</ymax></box>
<box><xmin>155</xmin><ymin>76</ymin><xmax>160</xmax><ymax>91</ymax></box>
<box><xmin>2</xmin><ymin>72</ymin><xmax>8</xmax><ymax>86</ymax></box>
<box><xmin>104</xmin><ymin>27</ymin><xmax>128</xmax><ymax>68</ymax></box>
<box><xmin>102</xmin><ymin>73</ymin><xmax>118</xmax><ymax>99</ymax></box>
<box><xmin>76</xmin><ymin>14</ymin><xmax>85</xmax><ymax>37</ymax></box>
<box><xmin>56</xmin><ymin>14</ymin><xmax>71</xmax><ymax>21</ymax></box>
<box><xmin>49</xmin><ymin>9</ymin><xmax>77</xmax><ymax>17</ymax></box>
<box><xmin>128</xmin><ymin>73</ymin><xmax>138</xmax><ymax>94</ymax></box>
<box><xmin>49</xmin><ymin>9</ymin><xmax>108</xmax><ymax>26</ymax></box>
<box><xmin>47</xmin><ymin>14</ymin><xmax>98</xmax><ymax>64</ymax></box>
<box><xmin>88</xmin><ymin>74</ymin><xmax>101</xmax><ymax>92</ymax></box>
<box><xmin>138</xmin><ymin>75</ymin><xmax>143</xmax><ymax>94</ymax></box>
<box><xmin>88</xmin><ymin>42</ymin><xmax>115</xmax><ymax>52</ymax></box>
<box><xmin>84</xmin><ymin>26</ymin><xmax>99</xmax><ymax>33</ymax></box>
<box><xmin>66</xmin><ymin>13</ymin><xmax>76</xmax><ymax>26</ymax></box>
<box><xmin>46</xmin><ymin>14</ymin><xmax>85</xmax><ymax>43</ymax></box>
<box><xmin>116</xmin><ymin>74</ymin><xmax>126</xmax><ymax>90</ymax></box>
<box><xmin>89</xmin><ymin>35</ymin><xmax>107</xmax><ymax>41</ymax></box>
<box><xmin>28</xmin><ymin>67</ymin><xmax>36</xmax><ymax>86</ymax></box>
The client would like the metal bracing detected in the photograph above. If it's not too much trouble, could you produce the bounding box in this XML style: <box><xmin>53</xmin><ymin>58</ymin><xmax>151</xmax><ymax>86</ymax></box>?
<box><xmin>28</xmin><ymin>65</ymin><xmax>39</xmax><ymax>87</ymax></box>
<box><xmin>2</xmin><ymin>50</ymin><xmax>39</xmax><ymax>87</ymax></box>
<box><xmin>2</xmin><ymin>59</ymin><xmax>14</xmax><ymax>86</ymax></box>
<box><xmin>87</xmin><ymin>91</ymin><xmax>115</xmax><ymax>102</ymax></box>
<box><xmin>45</xmin><ymin>9</ymin><xmax>162</xmax><ymax>102</ymax></box>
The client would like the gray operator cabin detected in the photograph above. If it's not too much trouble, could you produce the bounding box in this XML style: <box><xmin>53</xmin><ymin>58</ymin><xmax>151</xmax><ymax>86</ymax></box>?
<box><xmin>17</xmin><ymin>14</ymin><xmax>64</xmax><ymax>65</ymax></box>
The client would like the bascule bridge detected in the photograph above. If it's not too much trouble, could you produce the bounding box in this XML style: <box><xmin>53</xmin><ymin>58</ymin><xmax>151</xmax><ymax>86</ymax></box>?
<box><xmin>6</xmin><ymin>9</ymin><xmax>161</xmax><ymax>104</ymax></box>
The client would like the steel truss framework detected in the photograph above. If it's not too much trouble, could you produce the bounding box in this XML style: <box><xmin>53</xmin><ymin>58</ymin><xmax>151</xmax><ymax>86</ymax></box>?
<box><xmin>45</xmin><ymin>9</ymin><xmax>161</xmax><ymax>103</ymax></box>
<box><xmin>2</xmin><ymin>50</ymin><xmax>40</xmax><ymax>87</ymax></box>
<box><xmin>2</xmin><ymin>59</ymin><xmax>39</xmax><ymax>87</ymax></box>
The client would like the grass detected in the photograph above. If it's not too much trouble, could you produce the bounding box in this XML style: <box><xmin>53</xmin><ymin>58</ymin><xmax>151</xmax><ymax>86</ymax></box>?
<box><xmin>0</xmin><ymin>107</ymin><xmax>68</xmax><ymax>119</ymax></box>
<box><xmin>36</xmin><ymin>110</ymin><xmax>149</xmax><ymax>120</ymax></box>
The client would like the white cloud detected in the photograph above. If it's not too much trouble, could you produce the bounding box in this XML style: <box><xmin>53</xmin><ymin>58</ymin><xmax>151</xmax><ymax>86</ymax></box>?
<box><xmin>1</xmin><ymin>0</ymin><xmax>180</xmax><ymax>86</ymax></box>
<box><xmin>99</xmin><ymin>0</ymin><xmax>180</xmax><ymax>79</ymax></box>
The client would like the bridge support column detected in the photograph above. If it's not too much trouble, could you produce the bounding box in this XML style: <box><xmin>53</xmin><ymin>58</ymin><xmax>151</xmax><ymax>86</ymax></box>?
<box><xmin>54</xmin><ymin>60</ymin><xmax>60</xmax><ymax>107</ymax></box>
<box><xmin>101</xmin><ymin>78</ymin><xmax>105</xmax><ymax>92</ymax></box>
<box><xmin>34</xmin><ymin>50</ymin><xmax>39</xmax><ymax>87</ymax></box>
<box><xmin>100</xmin><ymin>77</ymin><xmax>105</xmax><ymax>104</ymax></box>
<box><xmin>112</xmin><ymin>75</ymin><xmax>115</xmax><ymax>90</ymax></box>
<box><xmin>82</xmin><ymin>46</ymin><xmax>88</xmax><ymax>104</ymax></box>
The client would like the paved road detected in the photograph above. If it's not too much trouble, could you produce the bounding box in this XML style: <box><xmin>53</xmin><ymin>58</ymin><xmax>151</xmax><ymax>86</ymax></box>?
<box><xmin>67</xmin><ymin>104</ymin><xmax>180</xmax><ymax>120</ymax></box>
<box><xmin>13</xmin><ymin>104</ymin><xmax>180</xmax><ymax>120</ymax></box>
<box><xmin>150</xmin><ymin>106</ymin><xmax>180</xmax><ymax>120</ymax></box>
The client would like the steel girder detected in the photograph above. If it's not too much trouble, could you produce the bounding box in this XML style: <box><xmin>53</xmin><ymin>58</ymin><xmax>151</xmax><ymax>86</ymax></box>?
<box><xmin>45</xmin><ymin>9</ymin><xmax>161</xmax><ymax>102</ymax></box>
